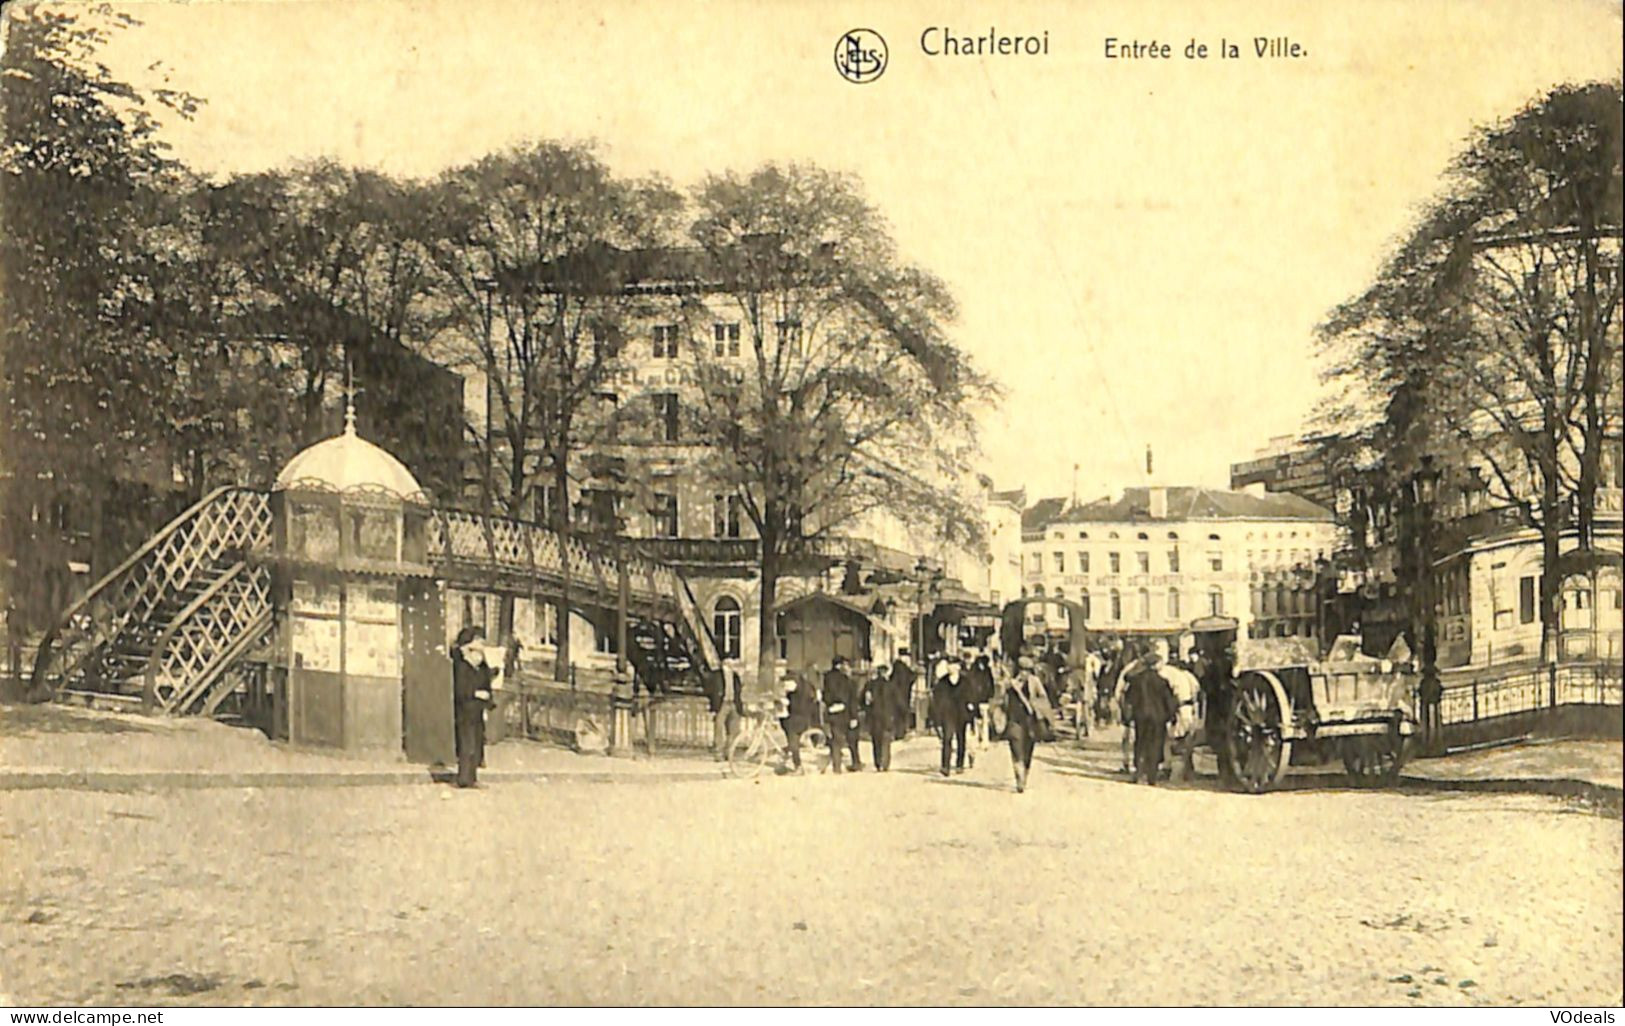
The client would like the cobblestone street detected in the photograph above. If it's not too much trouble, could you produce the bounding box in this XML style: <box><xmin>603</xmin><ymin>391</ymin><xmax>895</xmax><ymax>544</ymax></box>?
<box><xmin>2</xmin><ymin>732</ymin><xmax>1620</xmax><ymax>1007</ymax></box>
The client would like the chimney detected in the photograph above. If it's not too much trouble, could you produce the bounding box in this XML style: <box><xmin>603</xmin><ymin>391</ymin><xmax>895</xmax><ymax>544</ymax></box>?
<box><xmin>1149</xmin><ymin>486</ymin><xmax>1168</xmax><ymax>519</ymax></box>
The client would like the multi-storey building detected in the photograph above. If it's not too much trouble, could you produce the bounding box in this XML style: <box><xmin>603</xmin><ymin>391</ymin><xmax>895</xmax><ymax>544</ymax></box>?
<box><xmin>1330</xmin><ymin>439</ymin><xmax>1623</xmax><ymax>670</ymax></box>
<box><xmin>1019</xmin><ymin>485</ymin><xmax>1339</xmax><ymax>646</ymax></box>
<box><xmin>470</xmin><ymin>245</ymin><xmax>1001</xmax><ymax>687</ymax></box>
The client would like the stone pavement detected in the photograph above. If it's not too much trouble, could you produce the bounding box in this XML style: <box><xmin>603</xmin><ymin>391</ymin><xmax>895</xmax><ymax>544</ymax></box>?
<box><xmin>0</xmin><ymin>703</ymin><xmax>728</xmax><ymax>790</ymax></box>
<box><xmin>2</xmin><ymin>700</ymin><xmax>1620</xmax><ymax>801</ymax></box>
<box><xmin>2</xmin><ymin>727</ymin><xmax>1619</xmax><ymax>1006</ymax></box>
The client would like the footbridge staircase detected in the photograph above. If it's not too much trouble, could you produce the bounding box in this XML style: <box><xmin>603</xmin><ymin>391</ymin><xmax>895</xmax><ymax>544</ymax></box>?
<box><xmin>28</xmin><ymin>487</ymin><xmax>710</xmax><ymax>716</ymax></box>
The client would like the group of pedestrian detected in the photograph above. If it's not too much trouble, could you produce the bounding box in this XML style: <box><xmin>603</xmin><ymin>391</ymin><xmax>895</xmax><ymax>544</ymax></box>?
<box><xmin>778</xmin><ymin>653</ymin><xmax>917</xmax><ymax>774</ymax></box>
<box><xmin>770</xmin><ymin>648</ymin><xmax>1068</xmax><ymax>794</ymax></box>
<box><xmin>1112</xmin><ymin>638</ymin><xmax>1204</xmax><ymax>785</ymax></box>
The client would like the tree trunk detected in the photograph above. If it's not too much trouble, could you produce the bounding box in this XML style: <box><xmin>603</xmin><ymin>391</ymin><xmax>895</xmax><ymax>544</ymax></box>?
<box><xmin>553</xmin><ymin>454</ymin><xmax>572</xmax><ymax>683</ymax></box>
<box><xmin>1539</xmin><ymin>474</ymin><xmax>1564</xmax><ymax>665</ymax></box>
<box><xmin>755</xmin><ymin>532</ymin><xmax>780</xmax><ymax>695</ymax></box>
<box><xmin>1575</xmin><ymin>213</ymin><xmax>1603</xmax><ymax>556</ymax></box>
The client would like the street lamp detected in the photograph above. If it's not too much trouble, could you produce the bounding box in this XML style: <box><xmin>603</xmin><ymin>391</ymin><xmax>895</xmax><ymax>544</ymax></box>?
<box><xmin>1412</xmin><ymin>455</ymin><xmax>1443</xmax><ymax>750</ymax></box>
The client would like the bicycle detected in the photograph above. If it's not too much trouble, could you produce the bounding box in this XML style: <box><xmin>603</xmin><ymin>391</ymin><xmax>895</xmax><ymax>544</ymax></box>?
<box><xmin>726</xmin><ymin>704</ymin><xmax>827</xmax><ymax>779</ymax></box>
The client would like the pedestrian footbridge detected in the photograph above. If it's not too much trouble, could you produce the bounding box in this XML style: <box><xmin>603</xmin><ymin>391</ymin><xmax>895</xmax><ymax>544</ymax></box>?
<box><xmin>27</xmin><ymin>484</ymin><xmax>709</xmax><ymax>718</ymax></box>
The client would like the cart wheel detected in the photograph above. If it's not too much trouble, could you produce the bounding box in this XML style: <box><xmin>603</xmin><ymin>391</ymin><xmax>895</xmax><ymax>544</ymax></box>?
<box><xmin>1340</xmin><ymin>732</ymin><xmax>1409</xmax><ymax>786</ymax></box>
<box><xmin>727</xmin><ymin>729</ymin><xmax>766</xmax><ymax>779</ymax></box>
<box><xmin>1225</xmin><ymin>671</ymin><xmax>1292</xmax><ymax>794</ymax></box>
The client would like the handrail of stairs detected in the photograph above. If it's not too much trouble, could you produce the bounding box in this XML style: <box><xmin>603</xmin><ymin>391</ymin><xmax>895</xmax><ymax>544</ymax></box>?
<box><xmin>28</xmin><ymin>485</ymin><xmax>268</xmax><ymax>700</ymax></box>
<box><xmin>142</xmin><ymin>560</ymin><xmax>271</xmax><ymax>713</ymax></box>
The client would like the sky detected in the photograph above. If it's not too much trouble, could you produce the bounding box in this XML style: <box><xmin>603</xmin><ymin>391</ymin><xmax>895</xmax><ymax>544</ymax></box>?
<box><xmin>44</xmin><ymin>0</ymin><xmax>1625</xmax><ymax>503</ymax></box>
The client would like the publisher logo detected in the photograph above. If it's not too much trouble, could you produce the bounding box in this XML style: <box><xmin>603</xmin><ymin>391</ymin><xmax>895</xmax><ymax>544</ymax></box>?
<box><xmin>835</xmin><ymin>29</ymin><xmax>887</xmax><ymax>83</ymax></box>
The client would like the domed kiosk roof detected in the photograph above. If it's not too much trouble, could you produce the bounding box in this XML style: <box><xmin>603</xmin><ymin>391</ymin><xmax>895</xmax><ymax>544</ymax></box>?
<box><xmin>274</xmin><ymin>410</ymin><xmax>426</xmax><ymax>502</ymax></box>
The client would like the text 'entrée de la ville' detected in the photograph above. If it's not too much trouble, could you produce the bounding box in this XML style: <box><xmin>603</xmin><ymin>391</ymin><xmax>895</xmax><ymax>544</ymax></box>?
<box><xmin>1104</xmin><ymin>37</ymin><xmax>1308</xmax><ymax>59</ymax></box>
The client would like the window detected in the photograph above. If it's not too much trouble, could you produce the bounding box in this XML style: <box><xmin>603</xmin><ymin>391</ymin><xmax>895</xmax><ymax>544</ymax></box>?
<box><xmin>712</xmin><ymin>596</ymin><xmax>742</xmax><ymax>660</ymax></box>
<box><xmin>1109</xmin><ymin>589</ymin><xmax>1122</xmax><ymax>621</ymax></box>
<box><xmin>1077</xmin><ymin>531</ymin><xmax>1089</xmax><ymax>540</ymax></box>
<box><xmin>534</xmin><ymin>484</ymin><xmax>561</xmax><ymax>527</ymax></box>
<box><xmin>1136</xmin><ymin>532</ymin><xmax>1149</xmax><ymax>541</ymax></box>
<box><xmin>1109</xmin><ymin>552</ymin><xmax>1121</xmax><ymax>574</ymax></box>
<box><xmin>1137</xmin><ymin>588</ymin><xmax>1150</xmax><ymax>620</ymax></box>
<box><xmin>1167</xmin><ymin>531</ymin><xmax>1179</xmax><ymax>540</ymax></box>
<box><xmin>650</xmin><ymin>492</ymin><xmax>679</xmax><ymax>538</ymax></box>
<box><xmin>1079</xmin><ymin>590</ymin><xmax>1091</xmax><ymax>621</ymax></box>
<box><xmin>1136</xmin><ymin>551</ymin><xmax>1150</xmax><ymax>574</ymax></box>
<box><xmin>592</xmin><ymin>326</ymin><xmax>620</xmax><ymax>363</ymax></box>
<box><xmin>654</xmin><ymin>392</ymin><xmax>680</xmax><ymax>442</ymax></box>
<box><xmin>1208</xmin><ymin>587</ymin><xmax>1225</xmax><ymax>616</ymax></box>
<box><xmin>580</xmin><ymin>488</ymin><xmax>619</xmax><ymax>532</ymax></box>
<box><xmin>1563</xmin><ymin>581</ymin><xmax>1594</xmax><ymax>630</ymax></box>
<box><xmin>1168</xmin><ymin>548</ymin><xmax>1180</xmax><ymax>573</ymax></box>
<box><xmin>1079</xmin><ymin>552</ymin><xmax>1090</xmax><ymax>573</ymax></box>
<box><xmin>1168</xmin><ymin>589</ymin><xmax>1180</xmax><ymax>619</ymax></box>
<box><xmin>1519</xmin><ymin>576</ymin><xmax>1536</xmax><ymax>624</ymax></box>
<box><xmin>775</xmin><ymin>319</ymin><xmax>802</xmax><ymax>355</ymax></box>
<box><xmin>653</xmin><ymin>324</ymin><xmax>680</xmax><ymax>359</ymax></box>
<box><xmin>1033</xmin><ymin>552</ymin><xmax>1043</xmax><ymax>574</ymax></box>
<box><xmin>1054</xmin><ymin>551</ymin><xmax>1065</xmax><ymax>574</ymax></box>
<box><xmin>713</xmin><ymin>322</ymin><xmax>741</xmax><ymax>358</ymax></box>
<box><xmin>1208</xmin><ymin>551</ymin><xmax>1224</xmax><ymax>572</ymax></box>
<box><xmin>713</xmin><ymin>494</ymin><xmax>742</xmax><ymax>539</ymax></box>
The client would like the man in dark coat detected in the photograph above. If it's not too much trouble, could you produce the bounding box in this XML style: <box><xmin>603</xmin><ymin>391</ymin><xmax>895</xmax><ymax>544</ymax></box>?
<box><xmin>823</xmin><ymin>656</ymin><xmax>860</xmax><ymax>773</ymax></box>
<box><xmin>889</xmin><ymin>654</ymin><xmax>917</xmax><ymax>739</ymax></box>
<box><xmin>780</xmin><ymin>671</ymin><xmax>818</xmax><ymax>772</ymax></box>
<box><xmin>451</xmin><ymin>626</ymin><xmax>495</xmax><ymax>788</ymax></box>
<box><xmin>860</xmin><ymin>666</ymin><xmax>896</xmax><ymax>771</ymax></box>
<box><xmin>1123</xmin><ymin>643</ymin><xmax>1179</xmax><ymax>785</ymax></box>
<box><xmin>930</xmin><ymin>656</ymin><xmax>972</xmax><ymax>777</ymax></box>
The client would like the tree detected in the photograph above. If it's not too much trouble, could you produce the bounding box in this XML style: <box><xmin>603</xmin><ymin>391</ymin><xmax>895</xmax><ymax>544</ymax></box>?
<box><xmin>1317</xmin><ymin>82</ymin><xmax>1623</xmax><ymax>663</ymax></box>
<box><xmin>419</xmin><ymin>142</ymin><xmax>680</xmax><ymax>673</ymax></box>
<box><xmin>679</xmin><ymin>164</ymin><xmax>998</xmax><ymax>689</ymax></box>
<box><xmin>0</xmin><ymin>4</ymin><xmax>201</xmax><ymax>630</ymax></box>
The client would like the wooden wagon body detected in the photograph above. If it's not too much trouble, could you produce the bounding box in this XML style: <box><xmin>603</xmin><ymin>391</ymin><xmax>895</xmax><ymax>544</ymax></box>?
<box><xmin>1186</xmin><ymin>618</ymin><xmax>1419</xmax><ymax>793</ymax></box>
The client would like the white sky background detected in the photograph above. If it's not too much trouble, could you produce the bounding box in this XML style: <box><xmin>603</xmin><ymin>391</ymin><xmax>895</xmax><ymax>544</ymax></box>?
<box><xmin>68</xmin><ymin>0</ymin><xmax>1625</xmax><ymax>503</ymax></box>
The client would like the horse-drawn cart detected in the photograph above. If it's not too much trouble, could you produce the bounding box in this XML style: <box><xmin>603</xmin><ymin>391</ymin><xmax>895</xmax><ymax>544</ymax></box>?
<box><xmin>1187</xmin><ymin>616</ymin><xmax>1419</xmax><ymax>793</ymax></box>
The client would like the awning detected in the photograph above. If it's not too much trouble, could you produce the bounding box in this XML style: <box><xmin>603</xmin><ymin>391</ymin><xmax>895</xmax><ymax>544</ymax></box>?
<box><xmin>774</xmin><ymin>591</ymin><xmax>880</xmax><ymax>619</ymax></box>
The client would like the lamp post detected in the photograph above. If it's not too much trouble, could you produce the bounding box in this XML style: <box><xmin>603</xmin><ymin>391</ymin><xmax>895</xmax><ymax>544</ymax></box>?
<box><xmin>581</xmin><ymin>455</ymin><xmax>636</xmax><ymax>757</ymax></box>
<box><xmin>1413</xmin><ymin>455</ymin><xmax>1443</xmax><ymax>751</ymax></box>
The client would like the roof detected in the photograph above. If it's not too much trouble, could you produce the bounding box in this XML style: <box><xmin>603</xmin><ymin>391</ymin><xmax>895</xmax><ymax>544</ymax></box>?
<box><xmin>1022</xmin><ymin>496</ymin><xmax>1068</xmax><ymax>532</ymax></box>
<box><xmin>274</xmin><ymin>413</ymin><xmax>426</xmax><ymax>500</ymax></box>
<box><xmin>774</xmin><ymin>591</ymin><xmax>879</xmax><ymax>619</ymax></box>
<box><xmin>989</xmin><ymin>487</ymin><xmax>1027</xmax><ymax>510</ymax></box>
<box><xmin>1047</xmin><ymin>486</ymin><xmax>1332</xmax><ymax>527</ymax></box>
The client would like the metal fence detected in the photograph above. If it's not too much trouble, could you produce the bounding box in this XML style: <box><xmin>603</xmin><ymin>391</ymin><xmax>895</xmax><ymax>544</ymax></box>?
<box><xmin>503</xmin><ymin>674</ymin><xmax>715</xmax><ymax>753</ymax></box>
<box><xmin>1433</xmin><ymin>661</ymin><xmax>1622</xmax><ymax>745</ymax></box>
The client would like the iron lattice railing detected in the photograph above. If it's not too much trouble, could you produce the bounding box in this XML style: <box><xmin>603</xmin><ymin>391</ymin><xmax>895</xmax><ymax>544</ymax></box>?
<box><xmin>31</xmin><ymin>487</ymin><xmax>273</xmax><ymax>695</ymax></box>
<box><xmin>145</xmin><ymin>561</ymin><xmax>275</xmax><ymax>714</ymax></box>
<box><xmin>31</xmin><ymin>486</ymin><xmax>702</xmax><ymax>714</ymax></box>
<box><xmin>426</xmin><ymin>508</ymin><xmax>685</xmax><ymax>614</ymax></box>
<box><xmin>1436</xmin><ymin>661</ymin><xmax>1624</xmax><ymax>727</ymax></box>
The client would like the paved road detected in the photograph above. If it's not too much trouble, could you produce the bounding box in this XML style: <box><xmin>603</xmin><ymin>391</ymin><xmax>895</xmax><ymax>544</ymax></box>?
<box><xmin>2</xmin><ymin>732</ymin><xmax>1619</xmax><ymax>1006</ymax></box>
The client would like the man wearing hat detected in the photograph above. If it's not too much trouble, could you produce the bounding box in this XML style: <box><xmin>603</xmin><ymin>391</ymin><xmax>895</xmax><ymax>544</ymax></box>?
<box><xmin>1122</xmin><ymin>639</ymin><xmax>1179</xmax><ymax>785</ymax></box>
<box><xmin>930</xmin><ymin>655</ymin><xmax>972</xmax><ymax>777</ymax></box>
<box><xmin>822</xmin><ymin>656</ymin><xmax>861</xmax><ymax>773</ymax></box>
<box><xmin>450</xmin><ymin>625</ymin><xmax>496</xmax><ymax>788</ymax></box>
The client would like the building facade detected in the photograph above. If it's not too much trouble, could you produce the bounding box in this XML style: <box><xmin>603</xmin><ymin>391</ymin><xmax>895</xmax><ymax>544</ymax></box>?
<box><xmin>1020</xmin><ymin>485</ymin><xmax>1339</xmax><ymax>646</ymax></box>
<box><xmin>467</xmin><ymin>246</ymin><xmax>1001</xmax><ymax>690</ymax></box>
